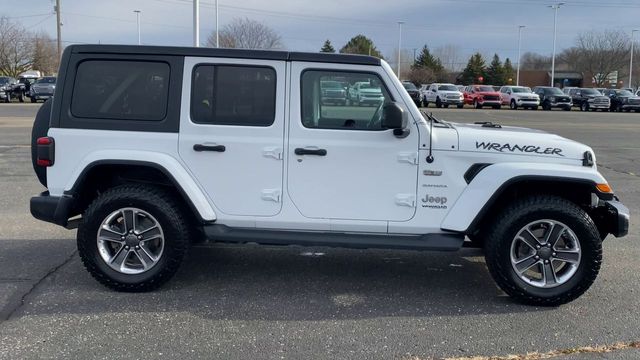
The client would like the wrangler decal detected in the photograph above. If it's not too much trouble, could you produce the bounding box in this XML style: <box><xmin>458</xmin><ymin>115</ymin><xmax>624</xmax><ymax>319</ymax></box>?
<box><xmin>475</xmin><ymin>141</ymin><xmax>564</xmax><ymax>156</ymax></box>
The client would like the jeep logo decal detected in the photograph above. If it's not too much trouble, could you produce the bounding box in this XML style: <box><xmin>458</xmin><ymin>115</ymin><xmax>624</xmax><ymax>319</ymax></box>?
<box><xmin>421</xmin><ymin>194</ymin><xmax>448</xmax><ymax>209</ymax></box>
<box><xmin>475</xmin><ymin>141</ymin><xmax>564</xmax><ymax>157</ymax></box>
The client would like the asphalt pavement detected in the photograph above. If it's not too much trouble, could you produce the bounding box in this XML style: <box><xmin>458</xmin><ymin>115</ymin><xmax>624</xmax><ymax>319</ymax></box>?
<box><xmin>0</xmin><ymin>103</ymin><xmax>638</xmax><ymax>359</ymax></box>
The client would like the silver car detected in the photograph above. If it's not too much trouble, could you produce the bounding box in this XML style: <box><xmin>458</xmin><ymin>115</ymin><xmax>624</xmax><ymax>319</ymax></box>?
<box><xmin>29</xmin><ymin>77</ymin><xmax>56</xmax><ymax>103</ymax></box>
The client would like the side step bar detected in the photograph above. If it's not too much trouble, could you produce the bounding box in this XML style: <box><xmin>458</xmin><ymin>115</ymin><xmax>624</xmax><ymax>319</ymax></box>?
<box><xmin>203</xmin><ymin>225</ymin><xmax>465</xmax><ymax>252</ymax></box>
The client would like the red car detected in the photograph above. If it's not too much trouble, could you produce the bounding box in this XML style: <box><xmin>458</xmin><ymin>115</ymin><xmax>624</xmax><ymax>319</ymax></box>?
<box><xmin>463</xmin><ymin>85</ymin><xmax>502</xmax><ymax>109</ymax></box>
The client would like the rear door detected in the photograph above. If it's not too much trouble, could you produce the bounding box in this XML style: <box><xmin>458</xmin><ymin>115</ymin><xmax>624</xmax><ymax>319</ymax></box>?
<box><xmin>178</xmin><ymin>57</ymin><xmax>286</xmax><ymax>217</ymax></box>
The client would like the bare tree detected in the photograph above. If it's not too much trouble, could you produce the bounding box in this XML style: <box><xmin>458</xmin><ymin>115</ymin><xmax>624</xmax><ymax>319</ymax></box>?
<box><xmin>207</xmin><ymin>17</ymin><xmax>282</xmax><ymax>50</ymax></box>
<box><xmin>520</xmin><ymin>52</ymin><xmax>552</xmax><ymax>71</ymax></box>
<box><xmin>0</xmin><ymin>17</ymin><xmax>34</xmax><ymax>77</ymax></box>
<box><xmin>32</xmin><ymin>31</ymin><xmax>58</xmax><ymax>75</ymax></box>
<box><xmin>433</xmin><ymin>44</ymin><xmax>462</xmax><ymax>72</ymax></box>
<box><xmin>408</xmin><ymin>67</ymin><xmax>437</xmax><ymax>85</ymax></box>
<box><xmin>557</xmin><ymin>46</ymin><xmax>582</xmax><ymax>71</ymax></box>
<box><xmin>575</xmin><ymin>29</ymin><xmax>630</xmax><ymax>87</ymax></box>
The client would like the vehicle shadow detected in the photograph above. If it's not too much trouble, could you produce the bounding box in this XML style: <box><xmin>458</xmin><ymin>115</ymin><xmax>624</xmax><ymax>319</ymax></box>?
<box><xmin>7</xmin><ymin>242</ymin><xmax>556</xmax><ymax>321</ymax></box>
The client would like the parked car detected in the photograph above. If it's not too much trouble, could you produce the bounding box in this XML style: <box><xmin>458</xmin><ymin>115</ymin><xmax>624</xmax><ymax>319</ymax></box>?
<box><xmin>492</xmin><ymin>85</ymin><xmax>501</xmax><ymax>92</ymax></box>
<box><xmin>320</xmin><ymin>80</ymin><xmax>347</xmax><ymax>106</ymax></box>
<box><xmin>562</xmin><ymin>87</ymin><xmax>578</xmax><ymax>95</ymax></box>
<box><xmin>424</xmin><ymin>83</ymin><xmax>464</xmax><ymax>108</ymax></box>
<box><xmin>569</xmin><ymin>88</ymin><xmax>610</xmax><ymax>112</ymax></box>
<box><xmin>401</xmin><ymin>81</ymin><xmax>422</xmax><ymax>107</ymax></box>
<box><xmin>602</xmin><ymin>89</ymin><xmax>640</xmax><ymax>112</ymax></box>
<box><xmin>29</xmin><ymin>44</ymin><xmax>629</xmax><ymax>306</ymax></box>
<box><xmin>9</xmin><ymin>76</ymin><xmax>37</xmax><ymax>102</ymax></box>
<box><xmin>463</xmin><ymin>85</ymin><xmax>501</xmax><ymax>109</ymax></box>
<box><xmin>29</xmin><ymin>76</ymin><xmax>57</xmax><ymax>103</ymax></box>
<box><xmin>0</xmin><ymin>76</ymin><xmax>16</xmax><ymax>103</ymax></box>
<box><xmin>499</xmin><ymin>86</ymin><xmax>540</xmax><ymax>110</ymax></box>
<box><xmin>419</xmin><ymin>84</ymin><xmax>430</xmax><ymax>104</ymax></box>
<box><xmin>348</xmin><ymin>81</ymin><xmax>384</xmax><ymax>106</ymax></box>
<box><xmin>533</xmin><ymin>86</ymin><xmax>572</xmax><ymax>111</ymax></box>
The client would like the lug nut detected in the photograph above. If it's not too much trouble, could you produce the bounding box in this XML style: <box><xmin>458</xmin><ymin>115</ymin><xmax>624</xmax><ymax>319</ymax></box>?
<box><xmin>121</xmin><ymin>236</ymin><xmax>125</xmax><ymax>240</ymax></box>
<box><xmin>129</xmin><ymin>230</ymin><xmax>134</xmax><ymax>234</ymax></box>
<box><xmin>552</xmin><ymin>252</ymin><xmax>557</xmax><ymax>257</ymax></box>
<box><xmin>125</xmin><ymin>246</ymin><xmax>130</xmax><ymax>250</ymax></box>
<box><xmin>547</xmin><ymin>244</ymin><xmax>552</xmax><ymax>248</ymax></box>
<box><xmin>535</xmin><ymin>245</ymin><xmax>541</xmax><ymax>249</ymax></box>
<box><xmin>135</xmin><ymin>246</ymin><xmax>140</xmax><ymax>249</ymax></box>
<box><xmin>544</xmin><ymin>260</ymin><xmax>549</xmax><ymax>264</ymax></box>
<box><xmin>137</xmin><ymin>235</ymin><xmax>143</xmax><ymax>240</ymax></box>
<box><xmin>534</xmin><ymin>255</ymin><xmax>540</xmax><ymax>260</ymax></box>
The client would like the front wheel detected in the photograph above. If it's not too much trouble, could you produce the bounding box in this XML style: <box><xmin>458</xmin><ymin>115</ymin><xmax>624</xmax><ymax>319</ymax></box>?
<box><xmin>510</xmin><ymin>99</ymin><xmax>518</xmax><ymax>110</ymax></box>
<box><xmin>77</xmin><ymin>184</ymin><xmax>190</xmax><ymax>292</ymax></box>
<box><xmin>474</xmin><ymin>99</ymin><xmax>481</xmax><ymax>109</ymax></box>
<box><xmin>484</xmin><ymin>195</ymin><xmax>602</xmax><ymax>306</ymax></box>
<box><xmin>581</xmin><ymin>102</ymin><xmax>589</xmax><ymax>112</ymax></box>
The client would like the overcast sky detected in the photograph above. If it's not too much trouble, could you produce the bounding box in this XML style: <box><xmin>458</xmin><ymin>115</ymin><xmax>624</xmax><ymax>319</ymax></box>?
<box><xmin>5</xmin><ymin>0</ymin><xmax>640</xmax><ymax>67</ymax></box>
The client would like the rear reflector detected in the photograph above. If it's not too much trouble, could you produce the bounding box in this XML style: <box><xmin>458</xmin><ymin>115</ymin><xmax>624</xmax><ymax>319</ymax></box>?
<box><xmin>36</xmin><ymin>137</ymin><xmax>55</xmax><ymax>167</ymax></box>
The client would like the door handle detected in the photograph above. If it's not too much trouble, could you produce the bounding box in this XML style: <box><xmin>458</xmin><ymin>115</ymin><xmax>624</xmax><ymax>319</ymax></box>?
<box><xmin>193</xmin><ymin>144</ymin><xmax>226</xmax><ymax>152</ymax></box>
<box><xmin>294</xmin><ymin>148</ymin><xmax>327</xmax><ymax>156</ymax></box>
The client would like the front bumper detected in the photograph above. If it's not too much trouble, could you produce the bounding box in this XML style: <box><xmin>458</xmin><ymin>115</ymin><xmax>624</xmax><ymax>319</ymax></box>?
<box><xmin>30</xmin><ymin>191</ymin><xmax>74</xmax><ymax>227</ymax></box>
<box><xmin>603</xmin><ymin>199</ymin><xmax>630</xmax><ymax>237</ymax></box>
<box><xmin>550</xmin><ymin>101</ymin><xmax>572</xmax><ymax>108</ymax></box>
<box><xmin>516</xmin><ymin>99</ymin><xmax>540</xmax><ymax>106</ymax></box>
<box><xmin>31</xmin><ymin>93</ymin><xmax>54</xmax><ymax>100</ymax></box>
<box><xmin>588</xmin><ymin>102</ymin><xmax>610</xmax><ymax>109</ymax></box>
<box><xmin>441</xmin><ymin>98</ymin><xmax>464</xmax><ymax>104</ymax></box>
<box><xmin>479</xmin><ymin>100</ymin><xmax>501</xmax><ymax>105</ymax></box>
<box><xmin>622</xmin><ymin>104</ymin><xmax>640</xmax><ymax>110</ymax></box>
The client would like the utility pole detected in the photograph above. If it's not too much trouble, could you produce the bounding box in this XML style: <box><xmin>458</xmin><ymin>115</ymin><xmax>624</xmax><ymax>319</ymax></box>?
<box><xmin>193</xmin><ymin>0</ymin><xmax>200</xmax><ymax>47</ymax></box>
<box><xmin>517</xmin><ymin>25</ymin><xmax>525</xmax><ymax>86</ymax></box>
<box><xmin>55</xmin><ymin>0</ymin><xmax>62</xmax><ymax>60</ymax></box>
<box><xmin>549</xmin><ymin>3</ymin><xmax>564</xmax><ymax>87</ymax></box>
<box><xmin>630</xmin><ymin>29</ymin><xmax>638</xmax><ymax>88</ymax></box>
<box><xmin>397</xmin><ymin>21</ymin><xmax>404</xmax><ymax>79</ymax></box>
<box><xmin>215</xmin><ymin>0</ymin><xmax>219</xmax><ymax>47</ymax></box>
<box><xmin>134</xmin><ymin>10</ymin><xmax>141</xmax><ymax>45</ymax></box>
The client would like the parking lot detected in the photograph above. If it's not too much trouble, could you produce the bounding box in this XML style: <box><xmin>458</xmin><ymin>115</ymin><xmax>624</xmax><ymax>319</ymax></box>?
<box><xmin>0</xmin><ymin>103</ymin><xmax>638</xmax><ymax>359</ymax></box>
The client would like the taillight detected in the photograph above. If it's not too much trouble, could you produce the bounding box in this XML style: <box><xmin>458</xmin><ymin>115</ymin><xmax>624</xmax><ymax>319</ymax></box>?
<box><xmin>36</xmin><ymin>137</ymin><xmax>54</xmax><ymax>167</ymax></box>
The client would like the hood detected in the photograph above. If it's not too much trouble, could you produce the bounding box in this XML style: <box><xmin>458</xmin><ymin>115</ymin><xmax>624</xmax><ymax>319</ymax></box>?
<box><xmin>439</xmin><ymin>90</ymin><xmax>462</xmax><ymax>95</ymax></box>
<box><xmin>360</xmin><ymin>88</ymin><xmax>382</xmax><ymax>94</ymax></box>
<box><xmin>475</xmin><ymin>91</ymin><xmax>500</xmax><ymax>96</ymax></box>
<box><xmin>453</xmin><ymin>123</ymin><xmax>591</xmax><ymax>160</ymax></box>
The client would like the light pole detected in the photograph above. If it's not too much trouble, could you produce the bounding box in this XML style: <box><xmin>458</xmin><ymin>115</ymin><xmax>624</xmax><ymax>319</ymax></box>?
<box><xmin>629</xmin><ymin>29</ymin><xmax>639</xmax><ymax>89</ymax></box>
<box><xmin>397</xmin><ymin>21</ymin><xmax>404</xmax><ymax>79</ymax></box>
<box><xmin>215</xmin><ymin>0</ymin><xmax>219</xmax><ymax>47</ymax></box>
<box><xmin>517</xmin><ymin>25</ymin><xmax>525</xmax><ymax>86</ymax></box>
<box><xmin>549</xmin><ymin>3</ymin><xmax>564</xmax><ymax>87</ymax></box>
<box><xmin>133</xmin><ymin>10</ymin><xmax>141</xmax><ymax>45</ymax></box>
<box><xmin>193</xmin><ymin>0</ymin><xmax>200</xmax><ymax>47</ymax></box>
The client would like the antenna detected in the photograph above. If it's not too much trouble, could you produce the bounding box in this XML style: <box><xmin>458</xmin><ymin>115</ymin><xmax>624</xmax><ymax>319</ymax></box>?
<box><xmin>426</xmin><ymin>112</ymin><xmax>435</xmax><ymax>163</ymax></box>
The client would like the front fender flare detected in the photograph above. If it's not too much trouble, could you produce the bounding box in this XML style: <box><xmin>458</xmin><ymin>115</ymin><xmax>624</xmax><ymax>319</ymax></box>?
<box><xmin>441</xmin><ymin>162</ymin><xmax>606</xmax><ymax>233</ymax></box>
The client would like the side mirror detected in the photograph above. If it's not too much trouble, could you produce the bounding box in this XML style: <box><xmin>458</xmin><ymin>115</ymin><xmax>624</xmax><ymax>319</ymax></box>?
<box><xmin>381</xmin><ymin>102</ymin><xmax>408</xmax><ymax>137</ymax></box>
<box><xmin>507</xmin><ymin>91</ymin><xmax>511</xmax><ymax>94</ymax></box>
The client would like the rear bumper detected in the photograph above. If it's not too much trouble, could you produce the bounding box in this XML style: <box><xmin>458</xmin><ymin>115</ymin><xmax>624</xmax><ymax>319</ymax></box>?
<box><xmin>30</xmin><ymin>191</ymin><xmax>74</xmax><ymax>227</ymax></box>
<box><xmin>604</xmin><ymin>199</ymin><xmax>629</xmax><ymax>238</ymax></box>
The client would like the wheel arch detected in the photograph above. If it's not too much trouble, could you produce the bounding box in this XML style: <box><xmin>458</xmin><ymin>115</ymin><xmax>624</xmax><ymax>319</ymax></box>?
<box><xmin>66</xmin><ymin>159</ymin><xmax>216</xmax><ymax>223</ymax></box>
<box><xmin>441</xmin><ymin>163</ymin><xmax>610</xmax><ymax>235</ymax></box>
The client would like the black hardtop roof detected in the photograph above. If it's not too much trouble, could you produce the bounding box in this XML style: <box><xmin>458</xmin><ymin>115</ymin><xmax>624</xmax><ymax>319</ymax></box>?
<box><xmin>68</xmin><ymin>44</ymin><xmax>381</xmax><ymax>66</ymax></box>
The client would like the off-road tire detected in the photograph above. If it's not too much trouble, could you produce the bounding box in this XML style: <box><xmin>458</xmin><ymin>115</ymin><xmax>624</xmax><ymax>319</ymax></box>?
<box><xmin>484</xmin><ymin>195</ymin><xmax>602</xmax><ymax>306</ymax></box>
<box><xmin>77</xmin><ymin>184</ymin><xmax>190</xmax><ymax>292</ymax></box>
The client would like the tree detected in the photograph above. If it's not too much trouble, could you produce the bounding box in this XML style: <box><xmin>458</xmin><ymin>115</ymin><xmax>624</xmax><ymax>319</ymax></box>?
<box><xmin>520</xmin><ymin>52</ymin><xmax>551</xmax><ymax>71</ymax></box>
<box><xmin>320</xmin><ymin>39</ymin><xmax>335</xmax><ymax>53</ymax></box>
<box><xmin>433</xmin><ymin>44</ymin><xmax>462</xmax><ymax>72</ymax></box>
<box><xmin>574</xmin><ymin>29</ymin><xmax>629</xmax><ymax>87</ymax></box>
<box><xmin>207</xmin><ymin>17</ymin><xmax>282</xmax><ymax>49</ymax></box>
<box><xmin>460</xmin><ymin>53</ymin><xmax>486</xmax><ymax>84</ymax></box>
<box><xmin>408</xmin><ymin>67</ymin><xmax>437</xmax><ymax>85</ymax></box>
<box><xmin>503</xmin><ymin>58</ymin><xmax>515</xmax><ymax>84</ymax></box>
<box><xmin>31</xmin><ymin>31</ymin><xmax>58</xmax><ymax>75</ymax></box>
<box><xmin>412</xmin><ymin>45</ymin><xmax>445</xmax><ymax>81</ymax></box>
<box><xmin>339</xmin><ymin>35</ymin><xmax>383</xmax><ymax>58</ymax></box>
<box><xmin>0</xmin><ymin>17</ymin><xmax>34</xmax><ymax>77</ymax></box>
<box><xmin>486</xmin><ymin>54</ymin><xmax>505</xmax><ymax>85</ymax></box>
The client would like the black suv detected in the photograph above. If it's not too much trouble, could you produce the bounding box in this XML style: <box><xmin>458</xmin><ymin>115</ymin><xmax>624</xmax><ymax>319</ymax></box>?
<box><xmin>532</xmin><ymin>86</ymin><xmax>572</xmax><ymax>111</ymax></box>
<box><xmin>402</xmin><ymin>81</ymin><xmax>422</xmax><ymax>107</ymax></box>
<box><xmin>602</xmin><ymin>89</ymin><xmax>640</xmax><ymax>112</ymax></box>
<box><xmin>568</xmin><ymin>88</ymin><xmax>610</xmax><ymax>112</ymax></box>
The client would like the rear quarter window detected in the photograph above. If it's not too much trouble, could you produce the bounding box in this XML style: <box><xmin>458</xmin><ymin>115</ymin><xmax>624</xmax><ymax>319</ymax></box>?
<box><xmin>71</xmin><ymin>60</ymin><xmax>170</xmax><ymax>121</ymax></box>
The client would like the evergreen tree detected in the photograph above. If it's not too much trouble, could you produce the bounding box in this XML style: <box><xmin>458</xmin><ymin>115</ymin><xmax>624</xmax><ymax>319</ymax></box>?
<box><xmin>460</xmin><ymin>53</ymin><xmax>487</xmax><ymax>84</ymax></box>
<box><xmin>486</xmin><ymin>54</ymin><xmax>505</xmax><ymax>85</ymax></box>
<box><xmin>503</xmin><ymin>58</ymin><xmax>515</xmax><ymax>84</ymax></box>
<box><xmin>340</xmin><ymin>35</ymin><xmax>384</xmax><ymax>58</ymax></box>
<box><xmin>320</xmin><ymin>39</ymin><xmax>335</xmax><ymax>53</ymax></box>
<box><xmin>412</xmin><ymin>45</ymin><xmax>444</xmax><ymax>73</ymax></box>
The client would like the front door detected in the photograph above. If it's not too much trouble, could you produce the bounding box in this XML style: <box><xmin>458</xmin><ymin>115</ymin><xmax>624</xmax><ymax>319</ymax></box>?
<box><xmin>287</xmin><ymin>63</ymin><xmax>420</xmax><ymax>223</ymax></box>
<box><xmin>179</xmin><ymin>57</ymin><xmax>286</xmax><ymax>217</ymax></box>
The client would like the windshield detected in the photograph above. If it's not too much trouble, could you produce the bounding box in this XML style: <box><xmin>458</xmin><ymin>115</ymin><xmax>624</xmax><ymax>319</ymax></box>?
<box><xmin>581</xmin><ymin>89</ymin><xmax>600</xmax><ymax>96</ymax></box>
<box><xmin>438</xmin><ymin>85</ymin><xmax>458</xmax><ymax>91</ymax></box>
<box><xmin>0</xmin><ymin>77</ymin><xmax>9</xmax><ymax>85</ymax></box>
<box><xmin>475</xmin><ymin>86</ymin><xmax>494</xmax><ymax>92</ymax></box>
<box><xmin>615</xmin><ymin>90</ymin><xmax>633</xmax><ymax>96</ymax></box>
<box><xmin>36</xmin><ymin>77</ymin><xmax>56</xmax><ymax>84</ymax></box>
<box><xmin>511</xmin><ymin>87</ymin><xmax>531</xmax><ymax>93</ymax></box>
<box><xmin>403</xmin><ymin>83</ymin><xmax>417</xmax><ymax>91</ymax></box>
<box><xmin>545</xmin><ymin>88</ymin><xmax>564</xmax><ymax>95</ymax></box>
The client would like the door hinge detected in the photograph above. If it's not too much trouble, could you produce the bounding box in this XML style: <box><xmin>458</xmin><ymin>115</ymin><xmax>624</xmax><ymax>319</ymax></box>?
<box><xmin>397</xmin><ymin>152</ymin><xmax>418</xmax><ymax>165</ymax></box>
<box><xmin>262</xmin><ymin>147</ymin><xmax>283</xmax><ymax>160</ymax></box>
<box><xmin>261</xmin><ymin>189</ymin><xmax>281</xmax><ymax>203</ymax></box>
<box><xmin>395</xmin><ymin>194</ymin><xmax>416</xmax><ymax>207</ymax></box>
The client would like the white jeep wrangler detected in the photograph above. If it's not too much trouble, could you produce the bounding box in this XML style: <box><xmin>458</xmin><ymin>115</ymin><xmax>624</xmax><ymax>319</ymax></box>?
<box><xmin>30</xmin><ymin>45</ymin><xmax>629</xmax><ymax>306</ymax></box>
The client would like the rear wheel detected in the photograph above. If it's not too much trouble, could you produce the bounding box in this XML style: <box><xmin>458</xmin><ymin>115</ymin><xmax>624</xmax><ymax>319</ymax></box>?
<box><xmin>484</xmin><ymin>195</ymin><xmax>602</xmax><ymax>306</ymax></box>
<box><xmin>77</xmin><ymin>184</ymin><xmax>190</xmax><ymax>292</ymax></box>
<box><xmin>580</xmin><ymin>102</ymin><xmax>589</xmax><ymax>112</ymax></box>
